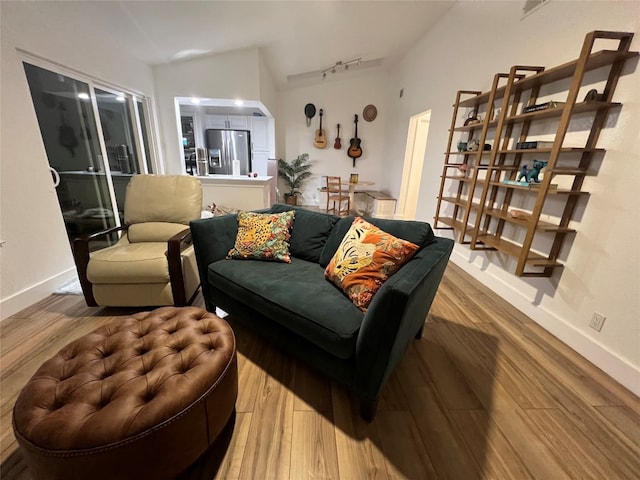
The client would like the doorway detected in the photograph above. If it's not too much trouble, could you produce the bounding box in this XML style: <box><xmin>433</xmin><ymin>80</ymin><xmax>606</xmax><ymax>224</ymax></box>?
<box><xmin>397</xmin><ymin>110</ymin><xmax>431</xmax><ymax>220</ymax></box>
<box><xmin>22</xmin><ymin>62</ymin><xmax>154</xmax><ymax>250</ymax></box>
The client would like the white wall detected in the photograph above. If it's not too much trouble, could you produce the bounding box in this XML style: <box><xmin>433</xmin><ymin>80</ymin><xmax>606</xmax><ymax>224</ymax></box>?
<box><xmin>384</xmin><ymin>1</ymin><xmax>640</xmax><ymax>393</ymax></box>
<box><xmin>277</xmin><ymin>72</ymin><xmax>390</xmax><ymax>205</ymax></box>
<box><xmin>0</xmin><ymin>2</ymin><xmax>155</xmax><ymax>317</ymax></box>
<box><xmin>153</xmin><ymin>48</ymin><xmax>264</xmax><ymax>175</ymax></box>
<box><xmin>259</xmin><ymin>53</ymin><xmax>277</xmax><ymax>117</ymax></box>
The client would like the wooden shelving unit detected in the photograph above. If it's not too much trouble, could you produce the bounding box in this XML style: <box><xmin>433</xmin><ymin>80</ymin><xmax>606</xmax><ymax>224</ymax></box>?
<box><xmin>434</xmin><ymin>30</ymin><xmax>638</xmax><ymax>277</ymax></box>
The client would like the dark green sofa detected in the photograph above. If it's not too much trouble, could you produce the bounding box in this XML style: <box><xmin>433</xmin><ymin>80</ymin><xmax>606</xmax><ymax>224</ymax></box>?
<box><xmin>190</xmin><ymin>204</ymin><xmax>454</xmax><ymax>420</ymax></box>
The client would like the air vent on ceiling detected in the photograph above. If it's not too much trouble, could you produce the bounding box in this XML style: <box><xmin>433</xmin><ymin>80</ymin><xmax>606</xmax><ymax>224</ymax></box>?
<box><xmin>522</xmin><ymin>0</ymin><xmax>550</xmax><ymax>18</ymax></box>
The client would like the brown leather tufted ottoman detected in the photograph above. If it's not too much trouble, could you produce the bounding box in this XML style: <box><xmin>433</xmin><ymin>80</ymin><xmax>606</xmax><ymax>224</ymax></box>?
<box><xmin>12</xmin><ymin>306</ymin><xmax>237</xmax><ymax>480</ymax></box>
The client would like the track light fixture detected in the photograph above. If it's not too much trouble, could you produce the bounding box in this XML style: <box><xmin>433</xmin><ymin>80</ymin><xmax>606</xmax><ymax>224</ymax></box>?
<box><xmin>321</xmin><ymin>58</ymin><xmax>362</xmax><ymax>79</ymax></box>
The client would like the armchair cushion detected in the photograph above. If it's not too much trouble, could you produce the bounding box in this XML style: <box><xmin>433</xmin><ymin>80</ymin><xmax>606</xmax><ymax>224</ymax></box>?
<box><xmin>124</xmin><ymin>175</ymin><xmax>202</xmax><ymax>225</ymax></box>
<box><xmin>128</xmin><ymin>222</ymin><xmax>189</xmax><ymax>243</ymax></box>
<box><xmin>87</xmin><ymin>238</ymin><xmax>170</xmax><ymax>283</ymax></box>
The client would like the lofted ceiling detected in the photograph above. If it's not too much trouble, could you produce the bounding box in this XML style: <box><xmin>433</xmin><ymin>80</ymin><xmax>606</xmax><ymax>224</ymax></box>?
<box><xmin>18</xmin><ymin>0</ymin><xmax>455</xmax><ymax>88</ymax></box>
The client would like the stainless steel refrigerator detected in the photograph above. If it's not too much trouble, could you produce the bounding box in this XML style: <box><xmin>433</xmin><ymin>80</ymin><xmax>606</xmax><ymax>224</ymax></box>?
<box><xmin>205</xmin><ymin>129</ymin><xmax>252</xmax><ymax>175</ymax></box>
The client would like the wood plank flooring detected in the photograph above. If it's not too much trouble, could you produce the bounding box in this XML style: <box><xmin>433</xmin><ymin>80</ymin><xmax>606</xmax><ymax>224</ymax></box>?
<box><xmin>1</xmin><ymin>262</ymin><xmax>639</xmax><ymax>479</ymax></box>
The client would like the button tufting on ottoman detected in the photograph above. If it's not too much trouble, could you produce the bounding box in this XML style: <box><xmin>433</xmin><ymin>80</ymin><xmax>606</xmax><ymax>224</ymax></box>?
<box><xmin>12</xmin><ymin>306</ymin><xmax>237</xmax><ymax>480</ymax></box>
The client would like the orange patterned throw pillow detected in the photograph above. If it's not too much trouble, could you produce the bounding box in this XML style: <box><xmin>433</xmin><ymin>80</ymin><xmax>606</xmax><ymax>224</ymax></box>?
<box><xmin>227</xmin><ymin>210</ymin><xmax>295</xmax><ymax>263</ymax></box>
<box><xmin>324</xmin><ymin>217</ymin><xmax>420</xmax><ymax>311</ymax></box>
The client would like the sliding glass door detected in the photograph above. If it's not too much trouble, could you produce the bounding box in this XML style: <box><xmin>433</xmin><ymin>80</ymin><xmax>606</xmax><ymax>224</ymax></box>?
<box><xmin>23</xmin><ymin>62</ymin><xmax>155</xmax><ymax>250</ymax></box>
<box><xmin>94</xmin><ymin>87</ymin><xmax>143</xmax><ymax>215</ymax></box>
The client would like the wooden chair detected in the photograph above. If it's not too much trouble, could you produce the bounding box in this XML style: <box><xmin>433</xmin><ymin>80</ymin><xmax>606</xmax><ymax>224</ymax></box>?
<box><xmin>326</xmin><ymin>176</ymin><xmax>350</xmax><ymax>216</ymax></box>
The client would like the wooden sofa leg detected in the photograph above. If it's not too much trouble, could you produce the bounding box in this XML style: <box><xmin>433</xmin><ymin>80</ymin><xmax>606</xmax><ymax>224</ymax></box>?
<box><xmin>415</xmin><ymin>324</ymin><xmax>424</xmax><ymax>339</ymax></box>
<box><xmin>359</xmin><ymin>398</ymin><xmax>378</xmax><ymax>422</ymax></box>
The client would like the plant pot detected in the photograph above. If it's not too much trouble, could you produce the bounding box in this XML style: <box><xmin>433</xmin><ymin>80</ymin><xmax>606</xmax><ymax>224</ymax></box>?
<box><xmin>285</xmin><ymin>194</ymin><xmax>297</xmax><ymax>206</ymax></box>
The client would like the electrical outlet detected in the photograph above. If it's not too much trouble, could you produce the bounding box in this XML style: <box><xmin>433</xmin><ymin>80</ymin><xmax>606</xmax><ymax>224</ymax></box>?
<box><xmin>589</xmin><ymin>312</ymin><xmax>606</xmax><ymax>332</ymax></box>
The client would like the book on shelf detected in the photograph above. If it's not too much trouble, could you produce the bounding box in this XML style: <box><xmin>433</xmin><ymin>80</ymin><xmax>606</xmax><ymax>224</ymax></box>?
<box><xmin>502</xmin><ymin>179</ymin><xmax>530</xmax><ymax>187</ymax></box>
<box><xmin>522</xmin><ymin>101</ymin><xmax>565</xmax><ymax>114</ymax></box>
<box><xmin>515</xmin><ymin>141</ymin><xmax>555</xmax><ymax>149</ymax></box>
<box><xmin>502</xmin><ymin>179</ymin><xmax>558</xmax><ymax>189</ymax></box>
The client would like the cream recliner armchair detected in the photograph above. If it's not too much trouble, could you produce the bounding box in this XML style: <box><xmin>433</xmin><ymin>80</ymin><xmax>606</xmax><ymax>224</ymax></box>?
<box><xmin>73</xmin><ymin>175</ymin><xmax>203</xmax><ymax>307</ymax></box>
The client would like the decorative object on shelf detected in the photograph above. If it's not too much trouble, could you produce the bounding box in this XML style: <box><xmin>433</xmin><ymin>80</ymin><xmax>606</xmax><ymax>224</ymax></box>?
<box><xmin>503</xmin><ymin>179</ymin><xmax>532</xmax><ymax>187</ymax></box>
<box><xmin>463</xmin><ymin>111</ymin><xmax>479</xmax><ymax>126</ymax></box>
<box><xmin>347</xmin><ymin>114</ymin><xmax>363</xmax><ymax>167</ymax></box>
<box><xmin>277</xmin><ymin>153</ymin><xmax>312</xmax><ymax>206</ymax></box>
<box><xmin>363</xmin><ymin>104</ymin><xmax>378</xmax><ymax>122</ymax></box>
<box><xmin>313</xmin><ymin>108</ymin><xmax>327</xmax><ymax>149</ymax></box>
<box><xmin>516</xmin><ymin>165</ymin><xmax>529</xmax><ymax>182</ymax></box>
<box><xmin>457</xmin><ymin>141</ymin><xmax>467</xmax><ymax>152</ymax></box>
<box><xmin>503</xmin><ymin>179</ymin><xmax>557</xmax><ymax>189</ymax></box>
<box><xmin>334</xmin><ymin>124</ymin><xmax>342</xmax><ymax>149</ymax></box>
<box><xmin>457</xmin><ymin>163</ymin><xmax>469</xmax><ymax>177</ymax></box>
<box><xmin>522</xmin><ymin>100</ymin><xmax>565</xmax><ymax>114</ymax></box>
<box><xmin>466</xmin><ymin>139</ymin><xmax>480</xmax><ymax>151</ymax></box>
<box><xmin>518</xmin><ymin>160</ymin><xmax>548</xmax><ymax>183</ymax></box>
<box><xmin>304</xmin><ymin>103</ymin><xmax>316</xmax><ymax>127</ymax></box>
<box><xmin>483</xmin><ymin>143</ymin><xmax>492</xmax><ymax>151</ymax></box>
<box><xmin>509</xmin><ymin>209</ymin><xmax>532</xmax><ymax>220</ymax></box>
<box><xmin>516</xmin><ymin>140</ymin><xmax>555</xmax><ymax>149</ymax></box>
<box><xmin>584</xmin><ymin>89</ymin><xmax>604</xmax><ymax>102</ymax></box>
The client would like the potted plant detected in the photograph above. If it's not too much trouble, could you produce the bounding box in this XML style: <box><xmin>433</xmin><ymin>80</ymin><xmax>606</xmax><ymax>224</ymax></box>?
<box><xmin>277</xmin><ymin>153</ymin><xmax>312</xmax><ymax>205</ymax></box>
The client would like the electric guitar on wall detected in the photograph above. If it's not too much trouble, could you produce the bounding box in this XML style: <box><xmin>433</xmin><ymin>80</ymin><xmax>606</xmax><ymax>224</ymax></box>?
<box><xmin>347</xmin><ymin>114</ymin><xmax>362</xmax><ymax>166</ymax></box>
<box><xmin>334</xmin><ymin>124</ymin><xmax>342</xmax><ymax>149</ymax></box>
<box><xmin>314</xmin><ymin>109</ymin><xmax>327</xmax><ymax>149</ymax></box>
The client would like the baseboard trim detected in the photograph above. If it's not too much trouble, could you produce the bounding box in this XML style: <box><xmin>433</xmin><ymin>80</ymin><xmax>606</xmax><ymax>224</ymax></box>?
<box><xmin>0</xmin><ymin>267</ymin><xmax>77</xmax><ymax>320</ymax></box>
<box><xmin>450</xmin><ymin>251</ymin><xmax>640</xmax><ymax>397</ymax></box>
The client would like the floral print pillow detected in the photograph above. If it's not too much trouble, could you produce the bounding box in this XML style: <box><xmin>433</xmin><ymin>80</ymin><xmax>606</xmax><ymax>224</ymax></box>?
<box><xmin>325</xmin><ymin>217</ymin><xmax>419</xmax><ymax>311</ymax></box>
<box><xmin>227</xmin><ymin>210</ymin><xmax>295</xmax><ymax>263</ymax></box>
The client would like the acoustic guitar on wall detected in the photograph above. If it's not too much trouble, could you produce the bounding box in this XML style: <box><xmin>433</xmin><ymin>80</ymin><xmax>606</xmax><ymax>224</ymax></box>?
<box><xmin>347</xmin><ymin>114</ymin><xmax>362</xmax><ymax>166</ymax></box>
<box><xmin>314</xmin><ymin>109</ymin><xmax>327</xmax><ymax>149</ymax></box>
<box><xmin>334</xmin><ymin>124</ymin><xmax>341</xmax><ymax>149</ymax></box>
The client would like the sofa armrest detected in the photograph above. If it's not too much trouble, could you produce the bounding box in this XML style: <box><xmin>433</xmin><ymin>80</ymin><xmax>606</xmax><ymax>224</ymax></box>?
<box><xmin>190</xmin><ymin>215</ymin><xmax>239</xmax><ymax>309</ymax></box>
<box><xmin>355</xmin><ymin>236</ymin><xmax>454</xmax><ymax>400</ymax></box>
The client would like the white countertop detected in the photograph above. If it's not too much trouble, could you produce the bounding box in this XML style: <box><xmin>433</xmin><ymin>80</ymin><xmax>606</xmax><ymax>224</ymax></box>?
<box><xmin>195</xmin><ymin>174</ymin><xmax>273</xmax><ymax>184</ymax></box>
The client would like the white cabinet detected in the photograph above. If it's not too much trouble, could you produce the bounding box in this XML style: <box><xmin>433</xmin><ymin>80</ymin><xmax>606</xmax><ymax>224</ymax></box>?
<box><xmin>249</xmin><ymin>116</ymin><xmax>270</xmax><ymax>151</ymax></box>
<box><xmin>248</xmin><ymin>116</ymin><xmax>274</xmax><ymax>177</ymax></box>
<box><xmin>205</xmin><ymin>115</ymin><xmax>248</xmax><ymax>130</ymax></box>
<box><xmin>228</xmin><ymin>116</ymin><xmax>249</xmax><ymax>130</ymax></box>
<box><xmin>205</xmin><ymin>115</ymin><xmax>226</xmax><ymax>129</ymax></box>
<box><xmin>251</xmin><ymin>150</ymin><xmax>269</xmax><ymax>177</ymax></box>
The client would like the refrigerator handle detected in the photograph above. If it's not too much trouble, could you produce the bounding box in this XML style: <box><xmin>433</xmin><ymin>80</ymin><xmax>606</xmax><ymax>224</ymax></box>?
<box><xmin>224</xmin><ymin>131</ymin><xmax>231</xmax><ymax>175</ymax></box>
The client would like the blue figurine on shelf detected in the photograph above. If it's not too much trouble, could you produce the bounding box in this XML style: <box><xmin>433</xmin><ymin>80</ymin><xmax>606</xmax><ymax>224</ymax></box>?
<box><xmin>517</xmin><ymin>165</ymin><xmax>528</xmax><ymax>182</ymax></box>
<box><xmin>518</xmin><ymin>160</ymin><xmax>548</xmax><ymax>183</ymax></box>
